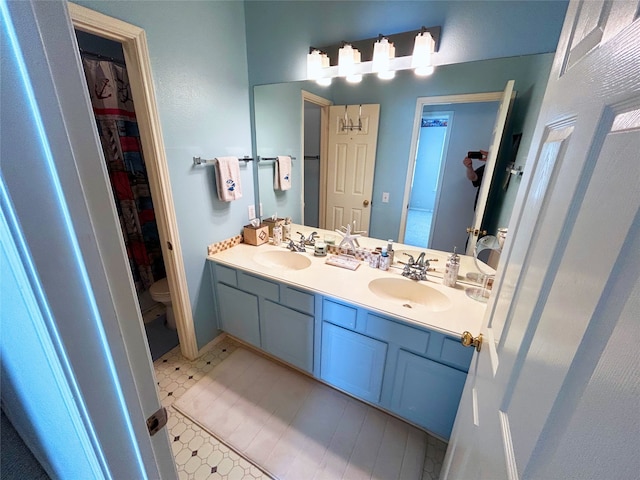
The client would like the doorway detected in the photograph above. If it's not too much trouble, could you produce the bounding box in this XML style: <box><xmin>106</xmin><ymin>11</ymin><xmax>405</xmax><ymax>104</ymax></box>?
<box><xmin>301</xmin><ymin>91</ymin><xmax>332</xmax><ymax>228</ymax></box>
<box><xmin>403</xmin><ymin>112</ymin><xmax>452</xmax><ymax>247</ymax></box>
<box><xmin>74</xmin><ymin>30</ymin><xmax>178</xmax><ymax>361</ymax></box>
<box><xmin>303</xmin><ymin>101</ymin><xmax>321</xmax><ymax>227</ymax></box>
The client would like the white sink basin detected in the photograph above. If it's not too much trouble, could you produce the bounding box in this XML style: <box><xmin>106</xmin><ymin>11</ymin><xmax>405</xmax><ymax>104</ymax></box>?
<box><xmin>253</xmin><ymin>250</ymin><xmax>312</xmax><ymax>271</ymax></box>
<box><xmin>368</xmin><ymin>277</ymin><xmax>451</xmax><ymax>312</ymax></box>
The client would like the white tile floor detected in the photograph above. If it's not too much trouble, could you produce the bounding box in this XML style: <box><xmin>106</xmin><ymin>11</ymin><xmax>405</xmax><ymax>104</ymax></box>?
<box><xmin>154</xmin><ymin>335</ymin><xmax>447</xmax><ymax>480</ymax></box>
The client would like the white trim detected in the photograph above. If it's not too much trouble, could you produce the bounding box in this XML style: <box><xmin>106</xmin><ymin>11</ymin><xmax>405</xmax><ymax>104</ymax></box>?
<box><xmin>69</xmin><ymin>3</ymin><xmax>198</xmax><ymax>360</ymax></box>
<box><xmin>301</xmin><ymin>90</ymin><xmax>332</xmax><ymax>229</ymax></box>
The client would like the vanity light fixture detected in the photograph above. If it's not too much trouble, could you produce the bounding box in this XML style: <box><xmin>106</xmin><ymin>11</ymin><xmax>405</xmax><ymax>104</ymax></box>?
<box><xmin>411</xmin><ymin>29</ymin><xmax>435</xmax><ymax>76</ymax></box>
<box><xmin>307</xmin><ymin>49</ymin><xmax>332</xmax><ymax>86</ymax></box>
<box><xmin>372</xmin><ymin>36</ymin><xmax>396</xmax><ymax>80</ymax></box>
<box><xmin>338</xmin><ymin>43</ymin><xmax>362</xmax><ymax>83</ymax></box>
<box><xmin>307</xmin><ymin>25</ymin><xmax>440</xmax><ymax>85</ymax></box>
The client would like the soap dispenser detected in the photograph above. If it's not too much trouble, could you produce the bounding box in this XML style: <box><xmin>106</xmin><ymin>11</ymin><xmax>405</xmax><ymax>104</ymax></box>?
<box><xmin>443</xmin><ymin>247</ymin><xmax>460</xmax><ymax>287</ymax></box>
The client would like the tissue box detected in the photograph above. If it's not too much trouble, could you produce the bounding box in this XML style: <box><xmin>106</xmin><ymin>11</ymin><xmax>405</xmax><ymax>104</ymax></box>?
<box><xmin>243</xmin><ymin>224</ymin><xmax>269</xmax><ymax>246</ymax></box>
<box><xmin>263</xmin><ymin>217</ymin><xmax>285</xmax><ymax>236</ymax></box>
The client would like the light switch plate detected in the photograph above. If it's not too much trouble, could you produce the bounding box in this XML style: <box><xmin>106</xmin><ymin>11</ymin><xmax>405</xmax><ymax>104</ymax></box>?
<box><xmin>382</xmin><ymin>192</ymin><xmax>390</xmax><ymax>203</ymax></box>
<box><xmin>248</xmin><ymin>204</ymin><xmax>256</xmax><ymax>220</ymax></box>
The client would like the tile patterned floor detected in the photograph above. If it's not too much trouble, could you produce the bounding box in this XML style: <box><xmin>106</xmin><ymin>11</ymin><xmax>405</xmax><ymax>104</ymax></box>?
<box><xmin>154</xmin><ymin>335</ymin><xmax>447</xmax><ymax>480</ymax></box>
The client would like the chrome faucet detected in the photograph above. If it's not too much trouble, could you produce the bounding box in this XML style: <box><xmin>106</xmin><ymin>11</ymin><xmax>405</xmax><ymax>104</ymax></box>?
<box><xmin>305</xmin><ymin>231</ymin><xmax>319</xmax><ymax>246</ymax></box>
<box><xmin>401</xmin><ymin>252</ymin><xmax>430</xmax><ymax>281</ymax></box>
<box><xmin>288</xmin><ymin>233</ymin><xmax>308</xmax><ymax>252</ymax></box>
<box><xmin>287</xmin><ymin>239</ymin><xmax>306</xmax><ymax>252</ymax></box>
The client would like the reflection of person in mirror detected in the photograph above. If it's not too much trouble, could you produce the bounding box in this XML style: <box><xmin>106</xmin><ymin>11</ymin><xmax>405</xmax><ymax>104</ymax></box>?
<box><xmin>463</xmin><ymin>149</ymin><xmax>488</xmax><ymax>210</ymax></box>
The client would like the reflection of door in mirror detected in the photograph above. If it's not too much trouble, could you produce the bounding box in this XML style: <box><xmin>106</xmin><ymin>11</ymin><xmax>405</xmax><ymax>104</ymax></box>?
<box><xmin>325</xmin><ymin>104</ymin><xmax>380</xmax><ymax>233</ymax></box>
<box><xmin>399</xmin><ymin>85</ymin><xmax>514</xmax><ymax>253</ymax></box>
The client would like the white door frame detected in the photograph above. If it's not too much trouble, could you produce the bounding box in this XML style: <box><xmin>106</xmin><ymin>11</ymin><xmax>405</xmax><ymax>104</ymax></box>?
<box><xmin>2</xmin><ymin>0</ymin><xmax>175</xmax><ymax>476</ymax></box>
<box><xmin>398</xmin><ymin>91</ymin><xmax>511</xmax><ymax>245</ymax></box>
<box><xmin>301</xmin><ymin>90</ymin><xmax>332</xmax><ymax>229</ymax></box>
<box><xmin>69</xmin><ymin>3</ymin><xmax>198</xmax><ymax>360</ymax></box>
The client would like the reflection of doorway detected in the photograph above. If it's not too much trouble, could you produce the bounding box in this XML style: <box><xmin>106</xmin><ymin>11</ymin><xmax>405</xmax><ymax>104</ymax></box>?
<box><xmin>75</xmin><ymin>31</ymin><xmax>178</xmax><ymax>360</ymax></box>
<box><xmin>404</xmin><ymin>113</ymin><xmax>452</xmax><ymax>247</ymax></box>
<box><xmin>303</xmin><ymin>101</ymin><xmax>321</xmax><ymax>227</ymax></box>
<box><xmin>399</xmin><ymin>88</ymin><xmax>513</xmax><ymax>252</ymax></box>
<box><xmin>301</xmin><ymin>91</ymin><xmax>331</xmax><ymax>228</ymax></box>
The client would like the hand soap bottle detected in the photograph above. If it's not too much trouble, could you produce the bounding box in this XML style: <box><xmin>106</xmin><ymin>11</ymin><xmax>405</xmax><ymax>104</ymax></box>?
<box><xmin>443</xmin><ymin>247</ymin><xmax>460</xmax><ymax>287</ymax></box>
<box><xmin>272</xmin><ymin>224</ymin><xmax>283</xmax><ymax>246</ymax></box>
<box><xmin>379</xmin><ymin>247</ymin><xmax>390</xmax><ymax>271</ymax></box>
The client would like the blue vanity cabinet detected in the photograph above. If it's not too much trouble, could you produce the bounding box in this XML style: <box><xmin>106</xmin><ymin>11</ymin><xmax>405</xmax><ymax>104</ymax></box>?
<box><xmin>216</xmin><ymin>282</ymin><xmax>260</xmax><ymax>348</ymax></box>
<box><xmin>210</xmin><ymin>261</ymin><xmax>317</xmax><ymax>374</ymax></box>
<box><xmin>319</xmin><ymin>297</ymin><xmax>472</xmax><ymax>439</ymax></box>
<box><xmin>321</xmin><ymin>321</ymin><xmax>388</xmax><ymax>404</ymax></box>
<box><xmin>261</xmin><ymin>298</ymin><xmax>314</xmax><ymax>373</ymax></box>
<box><xmin>390</xmin><ymin>350</ymin><xmax>467</xmax><ymax>439</ymax></box>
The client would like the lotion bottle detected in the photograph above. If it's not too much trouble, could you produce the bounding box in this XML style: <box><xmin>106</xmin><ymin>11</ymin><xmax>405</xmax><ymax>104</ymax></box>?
<box><xmin>443</xmin><ymin>247</ymin><xmax>460</xmax><ymax>287</ymax></box>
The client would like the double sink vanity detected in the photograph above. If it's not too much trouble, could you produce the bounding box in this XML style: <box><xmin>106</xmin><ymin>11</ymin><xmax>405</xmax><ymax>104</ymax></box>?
<box><xmin>206</xmin><ymin>225</ymin><xmax>488</xmax><ymax>440</ymax></box>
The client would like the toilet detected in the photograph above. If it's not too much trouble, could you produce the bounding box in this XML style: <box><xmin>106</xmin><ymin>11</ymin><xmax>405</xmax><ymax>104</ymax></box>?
<box><xmin>149</xmin><ymin>277</ymin><xmax>176</xmax><ymax>330</ymax></box>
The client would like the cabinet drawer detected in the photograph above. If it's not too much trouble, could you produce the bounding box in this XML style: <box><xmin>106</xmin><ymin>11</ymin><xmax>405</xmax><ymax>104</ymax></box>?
<box><xmin>237</xmin><ymin>271</ymin><xmax>279</xmax><ymax>301</ymax></box>
<box><xmin>322</xmin><ymin>299</ymin><xmax>357</xmax><ymax>330</ymax></box>
<box><xmin>427</xmin><ymin>332</ymin><xmax>474</xmax><ymax>372</ymax></box>
<box><xmin>214</xmin><ymin>264</ymin><xmax>237</xmax><ymax>286</ymax></box>
<box><xmin>283</xmin><ymin>286</ymin><xmax>315</xmax><ymax>315</ymax></box>
<box><xmin>364</xmin><ymin>313</ymin><xmax>430</xmax><ymax>354</ymax></box>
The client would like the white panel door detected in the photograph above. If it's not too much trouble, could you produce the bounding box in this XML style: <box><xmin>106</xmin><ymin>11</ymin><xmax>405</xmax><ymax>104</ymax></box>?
<box><xmin>465</xmin><ymin>80</ymin><xmax>514</xmax><ymax>254</ymax></box>
<box><xmin>325</xmin><ymin>104</ymin><xmax>380</xmax><ymax>233</ymax></box>
<box><xmin>444</xmin><ymin>1</ymin><xmax>640</xmax><ymax>479</ymax></box>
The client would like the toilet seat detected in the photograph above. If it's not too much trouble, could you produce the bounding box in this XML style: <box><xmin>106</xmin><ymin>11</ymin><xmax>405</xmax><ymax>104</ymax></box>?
<box><xmin>149</xmin><ymin>277</ymin><xmax>171</xmax><ymax>303</ymax></box>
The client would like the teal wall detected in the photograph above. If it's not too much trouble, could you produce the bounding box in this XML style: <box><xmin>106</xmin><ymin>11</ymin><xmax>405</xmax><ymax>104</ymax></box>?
<box><xmin>74</xmin><ymin>1</ymin><xmax>253</xmax><ymax>348</ymax></box>
<box><xmin>244</xmin><ymin>0</ymin><xmax>568</xmax><ymax>86</ymax></box>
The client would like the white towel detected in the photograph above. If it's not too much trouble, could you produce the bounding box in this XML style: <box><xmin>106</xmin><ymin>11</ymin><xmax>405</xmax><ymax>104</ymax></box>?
<box><xmin>215</xmin><ymin>156</ymin><xmax>242</xmax><ymax>201</ymax></box>
<box><xmin>273</xmin><ymin>155</ymin><xmax>292</xmax><ymax>191</ymax></box>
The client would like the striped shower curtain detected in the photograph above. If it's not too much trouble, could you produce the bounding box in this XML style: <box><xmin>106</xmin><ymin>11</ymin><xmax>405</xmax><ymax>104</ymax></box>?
<box><xmin>81</xmin><ymin>56</ymin><xmax>165</xmax><ymax>293</ymax></box>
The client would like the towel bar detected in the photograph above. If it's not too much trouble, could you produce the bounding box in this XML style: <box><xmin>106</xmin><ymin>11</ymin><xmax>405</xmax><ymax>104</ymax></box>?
<box><xmin>192</xmin><ymin>156</ymin><xmax>254</xmax><ymax>166</ymax></box>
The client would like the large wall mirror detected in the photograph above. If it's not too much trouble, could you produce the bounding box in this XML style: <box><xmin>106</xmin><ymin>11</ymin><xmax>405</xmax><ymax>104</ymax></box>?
<box><xmin>253</xmin><ymin>53</ymin><xmax>554</xmax><ymax>248</ymax></box>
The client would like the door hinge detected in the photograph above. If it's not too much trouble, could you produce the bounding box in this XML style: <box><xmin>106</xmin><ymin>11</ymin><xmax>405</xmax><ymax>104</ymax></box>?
<box><xmin>146</xmin><ymin>407</ymin><xmax>168</xmax><ymax>436</ymax></box>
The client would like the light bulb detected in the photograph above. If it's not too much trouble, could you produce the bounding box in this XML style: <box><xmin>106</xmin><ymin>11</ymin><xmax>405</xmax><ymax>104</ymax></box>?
<box><xmin>372</xmin><ymin>37</ymin><xmax>396</xmax><ymax>80</ymax></box>
<box><xmin>338</xmin><ymin>44</ymin><xmax>360</xmax><ymax>79</ymax></box>
<box><xmin>412</xmin><ymin>31</ymin><xmax>434</xmax><ymax>76</ymax></box>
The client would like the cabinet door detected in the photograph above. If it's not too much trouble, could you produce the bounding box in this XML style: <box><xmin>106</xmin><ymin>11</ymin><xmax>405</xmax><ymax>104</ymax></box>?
<box><xmin>391</xmin><ymin>349</ymin><xmax>466</xmax><ymax>439</ymax></box>
<box><xmin>217</xmin><ymin>283</ymin><xmax>260</xmax><ymax>347</ymax></box>
<box><xmin>261</xmin><ymin>300</ymin><xmax>314</xmax><ymax>373</ymax></box>
<box><xmin>321</xmin><ymin>322</ymin><xmax>387</xmax><ymax>404</ymax></box>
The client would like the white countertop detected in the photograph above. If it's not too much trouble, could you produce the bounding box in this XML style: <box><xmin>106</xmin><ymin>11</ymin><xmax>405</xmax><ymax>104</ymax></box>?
<box><xmin>207</xmin><ymin>225</ymin><xmax>488</xmax><ymax>338</ymax></box>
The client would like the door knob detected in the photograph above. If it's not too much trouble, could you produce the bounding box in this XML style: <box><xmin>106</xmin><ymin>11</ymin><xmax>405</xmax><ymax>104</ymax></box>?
<box><xmin>363</xmin><ymin>199</ymin><xmax>370</xmax><ymax>207</ymax></box>
<box><xmin>461</xmin><ymin>331</ymin><xmax>483</xmax><ymax>352</ymax></box>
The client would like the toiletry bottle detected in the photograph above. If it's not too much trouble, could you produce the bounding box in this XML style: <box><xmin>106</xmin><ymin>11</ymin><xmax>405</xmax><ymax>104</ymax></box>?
<box><xmin>272</xmin><ymin>224</ymin><xmax>283</xmax><ymax>246</ymax></box>
<box><xmin>283</xmin><ymin>217</ymin><xmax>292</xmax><ymax>240</ymax></box>
<box><xmin>443</xmin><ymin>247</ymin><xmax>460</xmax><ymax>287</ymax></box>
<box><xmin>387</xmin><ymin>240</ymin><xmax>395</xmax><ymax>264</ymax></box>
<box><xmin>379</xmin><ymin>247</ymin><xmax>390</xmax><ymax>271</ymax></box>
